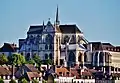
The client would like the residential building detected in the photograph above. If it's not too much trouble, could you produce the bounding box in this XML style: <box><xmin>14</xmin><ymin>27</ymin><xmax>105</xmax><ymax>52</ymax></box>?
<box><xmin>90</xmin><ymin>42</ymin><xmax>120</xmax><ymax>80</ymax></box>
<box><xmin>0</xmin><ymin>43</ymin><xmax>18</xmax><ymax>56</ymax></box>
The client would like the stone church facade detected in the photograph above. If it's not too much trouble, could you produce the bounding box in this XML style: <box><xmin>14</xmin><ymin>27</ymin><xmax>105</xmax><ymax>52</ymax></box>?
<box><xmin>19</xmin><ymin>7</ymin><xmax>90</xmax><ymax>67</ymax></box>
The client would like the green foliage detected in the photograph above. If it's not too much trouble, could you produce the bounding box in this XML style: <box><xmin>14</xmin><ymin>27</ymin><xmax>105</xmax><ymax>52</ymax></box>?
<box><xmin>26</xmin><ymin>59</ymin><xmax>35</xmax><ymax>65</ymax></box>
<box><xmin>32</xmin><ymin>54</ymin><xmax>41</xmax><ymax>66</ymax></box>
<box><xmin>0</xmin><ymin>78</ymin><xmax>4</xmax><ymax>83</ymax></box>
<box><xmin>45</xmin><ymin>59</ymin><xmax>53</xmax><ymax>65</ymax></box>
<box><xmin>8</xmin><ymin>53</ymin><xmax>26</xmax><ymax>65</ymax></box>
<box><xmin>42</xmin><ymin>80</ymin><xmax>47</xmax><ymax>83</ymax></box>
<box><xmin>54</xmin><ymin>80</ymin><xmax>57</xmax><ymax>83</ymax></box>
<box><xmin>9</xmin><ymin>79</ymin><xmax>16</xmax><ymax>83</ymax></box>
<box><xmin>32</xmin><ymin>79</ymin><xmax>39</xmax><ymax>83</ymax></box>
<box><xmin>0</xmin><ymin>53</ymin><xmax>8</xmax><ymax>65</ymax></box>
<box><xmin>21</xmin><ymin>78</ymin><xmax>28</xmax><ymax>83</ymax></box>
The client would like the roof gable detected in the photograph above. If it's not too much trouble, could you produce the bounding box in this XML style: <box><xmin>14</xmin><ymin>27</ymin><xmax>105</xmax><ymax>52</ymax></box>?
<box><xmin>0</xmin><ymin>43</ymin><xmax>17</xmax><ymax>52</ymax></box>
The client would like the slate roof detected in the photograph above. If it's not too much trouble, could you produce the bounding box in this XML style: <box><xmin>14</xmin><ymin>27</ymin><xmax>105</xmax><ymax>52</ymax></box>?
<box><xmin>27</xmin><ymin>25</ymin><xmax>44</xmax><ymax>34</ymax></box>
<box><xmin>59</xmin><ymin>25</ymin><xmax>82</xmax><ymax>33</ymax></box>
<box><xmin>27</xmin><ymin>24</ymin><xmax>82</xmax><ymax>34</ymax></box>
<box><xmin>0</xmin><ymin>43</ymin><xmax>17</xmax><ymax>52</ymax></box>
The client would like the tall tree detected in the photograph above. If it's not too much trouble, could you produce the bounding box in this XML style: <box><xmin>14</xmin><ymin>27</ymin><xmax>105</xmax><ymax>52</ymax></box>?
<box><xmin>32</xmin><ymin>54</ymin><xmax>41</xmax><ymax>67</ymax></box>
<box><xmin>0</xmin><ymin>53</ymin><xmax>8</xmax><ymax>65</ymax></box>
<box><xmin>45</xmin><ymin>59</ymin><xmax>53</xmax><ymax>65</ymax></box>
<box><xmin>26</xmin><ymin>59</ymin><xmax>35</xmax><ymax>65</ymax></box>
<box><xmin>8</xmin><ymin>53</ymin><xmax>26</xmax><ymax>65</ymax></box>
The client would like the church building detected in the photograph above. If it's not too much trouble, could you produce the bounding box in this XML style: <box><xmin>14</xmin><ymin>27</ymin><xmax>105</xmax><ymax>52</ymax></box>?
<box><xmin>19</xmin><ymin>7</ymin><xmax>90</xmax><ymax>67</ymax></box>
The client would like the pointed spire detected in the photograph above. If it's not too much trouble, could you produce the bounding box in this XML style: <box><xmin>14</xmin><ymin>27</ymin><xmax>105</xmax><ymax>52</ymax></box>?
<box><xmin>56</xmin><ymin>5</ymin><xmax>60</xmax><ymax>25</ymax></box>
<box><xmin>43</xmin><ymin>20</ymin><xmax>45</xmax><ymax>29</ymax></box>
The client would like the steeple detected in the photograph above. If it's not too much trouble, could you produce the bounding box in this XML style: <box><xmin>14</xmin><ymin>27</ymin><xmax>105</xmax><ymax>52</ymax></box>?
<box><xmin>55</xmin><ymin>5</ymin><xmax>60</xmax><ymax>25</ymax></box>
<box><xmin>43</xmin><ymin>20</ymin><xmax>45</xmax><ymax>29</ymax></box>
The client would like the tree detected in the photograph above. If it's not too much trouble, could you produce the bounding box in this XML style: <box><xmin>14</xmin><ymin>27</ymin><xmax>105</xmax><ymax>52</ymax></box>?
<box><xmin>8</xmin><ymin>53</ymin><xmax>26</xmax><ymax>65</ymax></box>
<box><xmin>21</xmin><ymin>78</ymin><xmax>27</xmax><ymax>83</ymax></box>
<box><xmin>26</xmin><ymin>59</ymin><xmax>35</xmax><ymax>65</ymax></box>
<box><xmin>9</xmin><ymin>79</ymin><xmax>16</xmax><ymax>83</ymax></box>
<box><xmin>0</xmin><ymin>53</ymin><xmax>8</xmax><ymax>65</ymax></box>
<box><xmin>32</xmin><ymin>79</ymin><xmax>39</xmax><ymax>83</ymax></box>
<box><xmin>45</xmin><ymin>59</ymin><xmax>53</xmax><ymax>65</ymax></box>
<box><xmin>0</xmin><ymin>78</ymin><xmax>4</xmax><ymax>83</ymax></box>
<box><xmin>32</xmin><ymin>54</ymin><xmax>41</xmax><ymax>67</ymax></box>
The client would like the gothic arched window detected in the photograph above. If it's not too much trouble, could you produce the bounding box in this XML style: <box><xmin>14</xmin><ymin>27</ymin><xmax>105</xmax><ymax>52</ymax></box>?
<box><xmin>78</xmin><ymin>52</ymin><xmax>82</xmax><ymax>62</ymax></box>
<box><xmin>68</xmin><ymin>51</ymin><xmax>76</xmax><ymax>62</ymax></box>
<box><xmin>45</xmin><ymin>44</ymin><xmax>48</xmax><ymax>50</ymax></box>
<box><xmin>99</xmin><ymin>52</ymin><xmax>104</xmax><ymax>63</ymax></box>
<box><xmin>70</xmin><ymin>35</ymin><xmax>76</xmax><ymax>44</ymax></box>
<box><xmin>45</xmin><ymin>54</ymin><xmax>48</xmax><ymax>59</ymax></box>
<box><xmin>45</xmin><ymin>34</ymin><xmax>52</xmax><ymax>43</ymax></box>
<box><xmin>49</xmin><ymin>53</ymin><xmax>52</xmax><ymax>60</ymax></box>
<box><xmin>77</xmin><ymin>35</ymin><xmax>82</xmax><ymax>43</ymax></box>
<box><xmin>94</xmin><ymin>52</ymin><xmax>98</xmax><ymax>64</ymax></box>
<box><xmin>49</xmin><ymin>44</ymin><xmax>52</xmax><ymax>50</ymax></box>
<box><xmin>84</xmin><ymin>52</ymin><xmax>87</xmax><ymax>62</ymax></box>
<box><xmin>64</xmin><ymin>35</ymin><xmax>70</xmax><ymax>43</ymax></box>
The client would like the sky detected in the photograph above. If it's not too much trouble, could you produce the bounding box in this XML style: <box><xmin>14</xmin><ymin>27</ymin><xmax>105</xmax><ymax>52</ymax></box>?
<box><xmin>0</xmin><ymin>0</ymin><xmax>120</xmax><ymax>46</ymax></box>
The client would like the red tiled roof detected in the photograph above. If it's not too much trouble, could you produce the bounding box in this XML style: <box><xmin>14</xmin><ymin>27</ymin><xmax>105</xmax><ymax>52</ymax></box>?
<box><xmin>82</xmin><ymin>71</ymin><xmax>92</xmax><ymax>76</ymax></box>
<box><xmin>25</xmin><ymin>64</ymin><xmax>40</xmax><ymax>72</ymax></box>
<box><xmin>0</xmin><ymin>66</ymin><xmax>12</xmax><ymax>75</ymax></box>
<box><xmin>27</xmin><ymin>72</ymin><xmax>42</xmax><ymax>81</ymax></box>
<box><xmin>70</xmin><ymin>68</ymin><xmax>80</xmax><ymax>79</ymax></box>
<box><xmin>56</xmin><ymin>67</ymin><xmax>69</xmax><ymax>76</ymax></box>
<box><xmin>89</xmin><ymin>69</ymin><xmax>97</xmax><ymax>73</ymax></box>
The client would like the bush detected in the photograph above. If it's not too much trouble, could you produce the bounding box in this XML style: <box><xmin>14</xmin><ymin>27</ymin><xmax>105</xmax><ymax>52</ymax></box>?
<box><xmin>9</xmin><ymin>79</ymin><xmax>16</xmax><ymax>83</ymax></box>
<box><xmin>21</xmin><ymin>78</ymin><xmax>27</xmax><ymax>83</ymax></box>
<box><xmin>42</xmin><ymin>80</ymin><xmax>47</xmax><ymax>83</ymax></box>
<box><xmin>32</xmin><ymin>79</ymin><xmax>39</xmax><ymax>83</ymax></box>
<box><xmin>0</xmin><ymin>78</ymin><xmax>4</xmax><ymax>83</ymax></box>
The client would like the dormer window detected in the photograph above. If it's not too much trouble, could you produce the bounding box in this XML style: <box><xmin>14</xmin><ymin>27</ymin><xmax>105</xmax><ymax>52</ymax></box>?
<box><xmin>45</xmin><ymin>44</ymin><xmax>48</xmax><ymax>50</ymax></box>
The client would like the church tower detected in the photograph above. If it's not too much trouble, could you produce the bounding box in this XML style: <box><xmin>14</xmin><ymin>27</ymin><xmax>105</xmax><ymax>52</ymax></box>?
<box><xmin>53</xmin><ymin>5</ymin><xmax>61</xmax><ymax>65</ymax></box>
<box><xmin>55</xmin><ymin>5</ymin><xmax>60</xmax><ymax>25</ymax></box>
